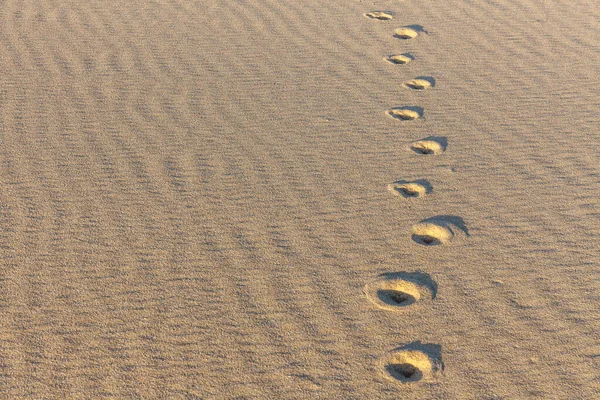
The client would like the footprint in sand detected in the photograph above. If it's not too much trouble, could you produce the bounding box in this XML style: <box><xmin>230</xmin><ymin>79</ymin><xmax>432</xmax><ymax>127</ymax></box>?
<box><xmin>409</xmin><ymin>136</ymin><xmax>447</xmax><ymax>155</ymax></box>
<box><xmin>393</xmin><ymin>25</ymin><xmax>426</xmax><ymax>40</ymax></box>
<box><xmin>411</xmin><ymin>215</ymin><xmax>469</xmax><ymax>246</ymax></box>
<box><xmin>403</xmin><ymin>77</ymin><xmax>436</xmax><ymax>90</ymax></box>
<box><xmin>365</xmin><ymin>272</ymin><xmax>437</xmax><ymax>311</ymax></box>
<box><xmin>379</xmin><ymin>342</ymin><xmax>443</xmax><ymax>384</ymax></box>
<box><xmin>385</xmin><ymin>53</ymin><xmax>414</xmax><ymax>65</ymax></box>
<box><xmin>364</xmin><ymin>11</ymin><xmax>393</xmax><ymax>21</ymax></box>
<box><xmin>387</xmin><ymin>179</ymin><xmax>432</xmax><ymax>199</ymax></box>
<box><xmin>387</xmin><ymin>106</ymin><xmax>423</xmax><ymax>121</ymax></box>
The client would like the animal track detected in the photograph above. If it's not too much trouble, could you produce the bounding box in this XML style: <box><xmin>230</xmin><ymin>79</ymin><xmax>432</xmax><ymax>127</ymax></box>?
<box><xmin>411</xmin><ymin>215</ymin><xmax>469</xmax><ymax>246</ymax></box>
<box><xmin>387</xmin><ymin>179</ymin><xmax>432</xmax><ymax>199</ymax></box>
<box><xmin>365</xmin><ymin>272</ymin><xmax>437</xmax><ymax>311</ymax></box>
<box><xmin>394</xmin><ymin>27</ymin><xmax>419</xmax><ymax>40</ymax></box>
<box><xmin>387</xmin><ymin>107</ymin><xmax>423</xmax><ymax>121</ymax></box>
<box><xmin>380</xmin><ymin>342</ymin><xmax>443</xmax><ymax>383</ymax></box>
<box><xmin>385</xmin><ymin>54</ymin><xmax>413</xmax><ymax>65</ymax></box>
<box><xmin>365</xmin><ymin>11</ymin><xmax>393</xmax><ymax>20</ymax></box>
<box><xmin>403</xmin><ymin>77</ymin><xmax>435</xmax><ymax>90</ymax></box>
<box><xmin>409</xmin><ymin>136</ymin><xmax>447</xmax><ymax>155</ymax></box>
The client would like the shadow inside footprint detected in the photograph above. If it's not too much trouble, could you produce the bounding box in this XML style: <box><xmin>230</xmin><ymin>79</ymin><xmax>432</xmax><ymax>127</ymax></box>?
<box><xmin>365</xmin><ymin>11</ymin><xmax>393</xmax><ymax>20</ymax></box>
<box><xmin>394</xmin><ymin>24</ymin><xmax>428</xmax><ymax>39</ymax></box>
<box><xmin>381</xmin><ymin>341</ymin><xmax>443</xmax><ymax>383</ymax></box>
<box><xmin>404</xmin><ymin>76</ymin><xmax>436</xmax><ymax>90</ymax></box>
<box><xmin>387</xmin><ymin>106</ymin><xmax>424</xmax><ymax>121</ymax></box>
<box><xmin>366</xmin><ymin>271</ymin><xmax>437</xmax><ymax>311</ymax></box>
<box><xmin>387</xmin><ymin>363</ymin><xmax>423</xmax><ymax>382</ymax></box>
<box><xmin>378</xmin><ymin>290</ymin><xmax>416</xmax><ymax>306</ymax></box>
<box><xmin>414</xmin><ymin>235</ymin><xmax>442</xmax><ymax>246</ymax></box>
<box><xmin>410</xmin><ymin>136</ymin><xmax>447</xmax><ymax>155</ymax></box>
<box><xmin>386</xmin><ymin>53</ymin><xmax>414</xmax><ymax>65</ymax></box>
<box><xmin>411</xmin><ymin>215</ymin><xmax>469</xmax><ymax>246</ymax></box>
<box><xmin>387</xmin><ymin>179</ymin><xmax>432</xmax><ymax>198</ymax></box>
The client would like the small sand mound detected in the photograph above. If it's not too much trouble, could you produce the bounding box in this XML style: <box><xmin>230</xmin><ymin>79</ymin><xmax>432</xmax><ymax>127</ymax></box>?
<box><xmin>411</xmin><ymin>222</ymin><xmax>453</xmax><ymax>246</ymax></box>
<box><xmin>365</xmin><ymin>11</ymin><xmax>393</xmax><ymax>20</ymax></box>
<box><xmin>387</xmin><ymin>108</ymin><xmax>421</xmax><ymax>121</ymax></box>
<box><xmin>394</xmin><ymin>27</ymin><xmax>418</xmax><ymax>39</ymax></box>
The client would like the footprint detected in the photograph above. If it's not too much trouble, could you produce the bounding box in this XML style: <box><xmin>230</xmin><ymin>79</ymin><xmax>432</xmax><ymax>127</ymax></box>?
<box><xmin>364</xmin><ymin>272</ymin><xmax>437</xmax><ymax>311</ymax></box>
<box><xmin>394</xmin><ymin>25</ymin><xmax>427</xmax><ymax>40</ymax></box>
<box><xmin>387</xmin><ymin>179</ymin><xmax>432</xmax><ymax>199</ymax></box>
<box><xmin>385</xmin><ymin>54</ymin><xmax>413</xmax><ymax>65</ymax></box>
<box><xmin>409</xmin><ymin>136</ymin><xmax>447</xmax><ymax>155</ymax></box>
<box><xmin>403</xmin><ymin>77</ymin><xmax>435</xmax><ymax>90</ymax></box>
<box><xmin>379</xmin><ymin>342</ymin><xmax>443</xmax><ymax>384</ymax></box>
<box><xmin>364</xmin><ymin>11</ymin><xmax>393</xmax><ymax>20</ymax></box>
<box><xmin>411</xmin><ymin>215</ymin><xmax>469</xmax><ymax>246</ymax></box>
<box><xmin>394</xmin><ymin>28</ymin><xmax>418</xmax><ymax>39</ymax></box>
<box><xmin>387</xmin><ymin>106</ymin><xmax>423</xmax><ymax>121</ymax></box>
<box><xmin>411</xmin><ymin>223</ymin><xmax>453</xmax><ymax>246</ymax></box>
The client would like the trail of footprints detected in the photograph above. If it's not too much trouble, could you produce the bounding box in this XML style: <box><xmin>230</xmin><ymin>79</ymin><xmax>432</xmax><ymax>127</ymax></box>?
<box><xmin>360</xmin><ymin>8</ymin><xmax>469</xmax><ymax>385</ymax></box>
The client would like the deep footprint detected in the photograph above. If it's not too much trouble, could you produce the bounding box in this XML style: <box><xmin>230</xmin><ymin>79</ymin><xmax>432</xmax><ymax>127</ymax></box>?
<box><xmin>365</xmin><ymin>272</ymin><xmax>436</xmax><ymax>311</ymax></box>
<box><xmin>365</xmin><ymin>11</ymin><xmax>393</xmax><ymax>20</ymax></box>
<box><xmin>379</xmin><ymin>342</ymin><xmax>443</xmax><ymax>384</ymax></box>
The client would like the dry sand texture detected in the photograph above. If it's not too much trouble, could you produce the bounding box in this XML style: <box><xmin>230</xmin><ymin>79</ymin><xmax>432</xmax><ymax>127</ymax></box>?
<box><xmin>0</xmin><ymin>0</ymin><xmax>599</xmax><ymax>398</ymax></box>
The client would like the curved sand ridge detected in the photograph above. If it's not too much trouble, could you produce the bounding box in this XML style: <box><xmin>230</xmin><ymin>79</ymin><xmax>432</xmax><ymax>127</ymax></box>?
<box><xmin>2</xmin><ymin>0</ymin><xmax>595</xmax><ymax>398</ymax></box>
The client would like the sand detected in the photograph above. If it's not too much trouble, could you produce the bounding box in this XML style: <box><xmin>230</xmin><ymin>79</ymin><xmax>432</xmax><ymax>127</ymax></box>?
<box><xmin>0</xmin><ymin>0</ymin><xmax>599</xmax><ymax>398</ymax></box>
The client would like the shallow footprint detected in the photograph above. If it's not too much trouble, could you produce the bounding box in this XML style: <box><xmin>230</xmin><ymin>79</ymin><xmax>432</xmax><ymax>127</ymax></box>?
<box><xmin>394</xmin><ymin>27</ymin><xmax>419</xmax><ymax>39</ymax></box>
<box><xmin>379</xmin><ymin>342</ymin><xmax>443</xmax><ymax>384</ymax></box>
<box><xmin>403</xmin><ymin>77</ymin><xmax>435</xmax><ymax>90</ymax></box>
<box><xmin>364</xmin><ymin>272</ymin><xmax>436</xmax><ymax>311</ymax></box>
<box><xmin>409</xmin><ymin>136</ymin><xmax>447</xmax><ymax>155</ymax></box>
<box><xmin>387</xmin><ymin>179</ymin><xmax>432</xmax><ymax>199</ymax></box>
<box><xmin>385</xmin><ymin>54</ymin><xmax>413</xmax><ymax>65</ymax></box>
<box><xmin>387</xmin><ymin>107</ymin><xmax>423</xmax><ymax>121</ymax></box>
<box><xmin>365</xmin><ymin>11</ymin><xmax>393</xmax><ymax>20</ymax></box>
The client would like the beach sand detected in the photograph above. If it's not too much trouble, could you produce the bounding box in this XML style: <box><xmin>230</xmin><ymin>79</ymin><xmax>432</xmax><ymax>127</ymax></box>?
<box><xmin>0</xmin><ymin>0</ymin><xmax>599</xmax><ymax>398</ymax></box>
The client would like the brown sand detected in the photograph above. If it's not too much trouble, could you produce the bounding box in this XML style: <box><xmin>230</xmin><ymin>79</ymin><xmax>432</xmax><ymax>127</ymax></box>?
<box><xmin>0</xmin><ymin>0</ymin><xmax>599</xmax><ymax>398</ymax></box>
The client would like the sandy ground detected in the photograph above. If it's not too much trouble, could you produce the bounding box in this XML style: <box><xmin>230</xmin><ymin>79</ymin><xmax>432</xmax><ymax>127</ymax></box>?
<box><xmin>0</xmin><ymin>0</ymin><xmax>599</xmax><ymax>398</ymax></box>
